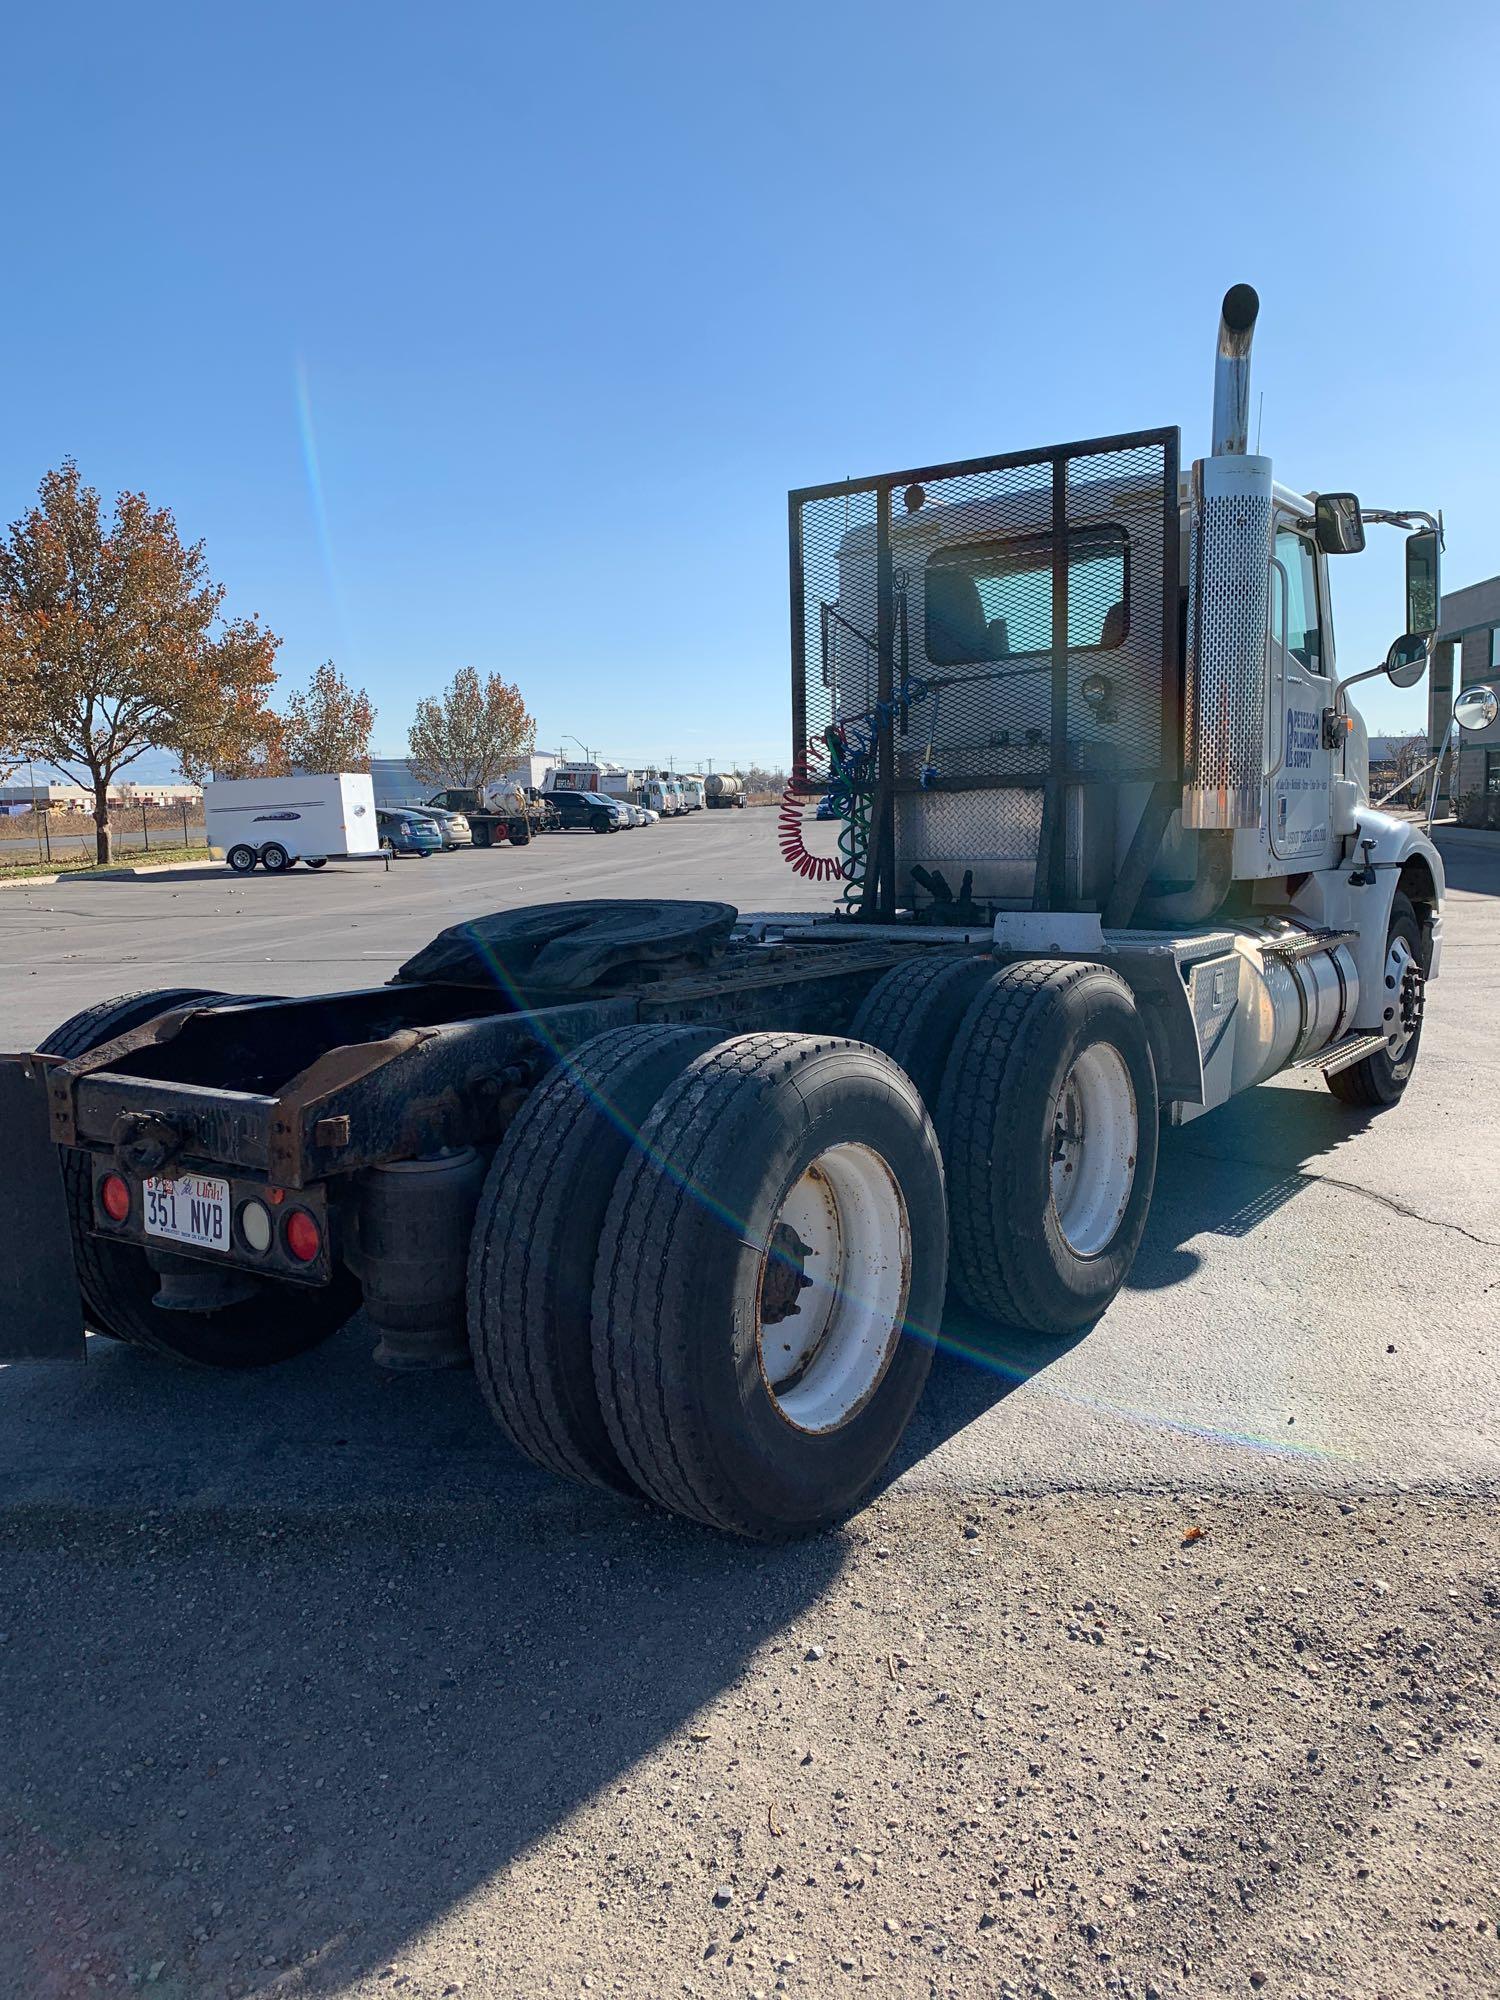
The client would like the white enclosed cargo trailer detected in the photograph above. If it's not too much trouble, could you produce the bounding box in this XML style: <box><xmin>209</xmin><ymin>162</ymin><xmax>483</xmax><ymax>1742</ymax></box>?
<box><xmin>203</xmin><ymin>773</ymin><xmax>381</xmax><ymax>874</ymax></box>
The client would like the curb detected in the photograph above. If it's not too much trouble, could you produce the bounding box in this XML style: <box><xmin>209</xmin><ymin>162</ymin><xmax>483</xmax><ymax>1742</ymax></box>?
<box><xmin>0</xmin><ymin>857</ymin><xmax>220</xmax><ymax>891</ymax></box>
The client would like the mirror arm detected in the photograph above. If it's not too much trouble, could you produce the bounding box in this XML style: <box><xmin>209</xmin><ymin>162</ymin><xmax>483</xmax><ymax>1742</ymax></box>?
<box><xmin>1330</xmin><ymin>660</ymin><xmax>1389</xmax><ymax>717</ymax></box>
<box><xmin>1357</xmin><ymin>507</ymin><xmax>1444</xmax><ymax>545</ymax></box>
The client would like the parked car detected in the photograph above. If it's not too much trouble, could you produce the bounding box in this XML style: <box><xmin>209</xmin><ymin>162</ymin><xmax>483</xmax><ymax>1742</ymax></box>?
<box><xmin>418</xmin><ymin>805</ymin><xmax>473</xmax><ymax>849</ymax></box>
<box><xmin>376</xmin><ymin>808</ymin><xmax>442</xmax><ymax>857</ymax></box>
<box><xmin>379</xmin><ymin>800</ymin><xmax>471</xmax><ymax>849</ymax></box>
<box><xmin>546</xmin><ymin>789</ymin><xmax>626</xmax><ymax>834</ymax></box>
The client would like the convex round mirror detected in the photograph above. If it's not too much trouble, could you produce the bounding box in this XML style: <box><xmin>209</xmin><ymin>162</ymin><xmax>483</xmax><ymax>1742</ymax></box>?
<box><xmin>1384</xmin><ymin>633</ymin><xmax>1430</xmax><ymax>689</ymax></box>
<box><xmin>1454</xmin><ymin>684</ymin><xmax>1499</xmax><ymax>733</ymax></box>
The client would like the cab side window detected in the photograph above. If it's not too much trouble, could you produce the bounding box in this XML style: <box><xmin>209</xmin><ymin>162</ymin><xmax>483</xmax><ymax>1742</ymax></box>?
<box><xmin>1272</xmin><ymin>528</ymin><xmax>1324</xmax><ymax>674</ymax></box>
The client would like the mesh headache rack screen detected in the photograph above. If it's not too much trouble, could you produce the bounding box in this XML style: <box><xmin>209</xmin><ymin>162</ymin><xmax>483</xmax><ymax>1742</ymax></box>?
<box><xmin>789</xmin><ymin>428</ymin><xmax>1181</xmax><ymax>916</ymax></box>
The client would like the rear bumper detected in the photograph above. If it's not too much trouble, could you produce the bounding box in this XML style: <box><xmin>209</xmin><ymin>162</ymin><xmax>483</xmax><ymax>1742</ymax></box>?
<box><xmin>0</xmin><ymin>1056</ymin><xmax>85</xmax><ymax>1359</ymax></box>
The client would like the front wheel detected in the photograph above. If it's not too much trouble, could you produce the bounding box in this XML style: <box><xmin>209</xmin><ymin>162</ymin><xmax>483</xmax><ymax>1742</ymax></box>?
<box><xmin>1327</xmin><ymin>891</ymin><xmax>1427</xmax><ymax>1108</ymax></box>
<box><xmin>590</xmin><ymin>816</ymin><xmax>611</xmax><ymax>834</ymax></box>
<box><xmin>939</xmin><ymin>961</ymin><xmax>1158</xmax><ymax>1335</ymax></box>
<box><xmin>226</xmin><ymin>844</ymin><xmax>257</xmax><ymax>874</ymax></box>
<box><xmin>591</xmin><ymin>1034</ymin><xmax>946</xmax><ymax>1539</ymax></box>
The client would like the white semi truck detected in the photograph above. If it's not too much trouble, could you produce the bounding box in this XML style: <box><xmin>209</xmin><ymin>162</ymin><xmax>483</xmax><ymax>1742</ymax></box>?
<box><xmin>5</xmin><ymin>286</ymin><xmax>1490</xmax><ymax>1540</ymax></box>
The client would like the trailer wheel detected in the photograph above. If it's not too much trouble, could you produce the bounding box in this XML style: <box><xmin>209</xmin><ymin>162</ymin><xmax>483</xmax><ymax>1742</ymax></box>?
<box><xmin>1327</xmin><ymin>891</ymin><xmax>1426</xmax><ymax>1108</ymax></box>
<box><xmin>260</xmin><ymin>843</ymin><xmax>290</xmax><ymax>873</ymax></box>
<box><xmin>226</xmin><ymin>844</ymin><xmax>257</xmax><ymax>873</ymax></box>
<box><xmin>305</xmin><ymin>858</ymin><xmax>328</xmax><ymax>869</ymax></box>
<box><xmin>467</xmin><ymin>1025</ymin><xmax>719</xmax><ymax>1493</ymax></box>
<box><xmin>939</xmin><ymin>961</ymin><xmax>1157</xmax><ymax>1335</ymax></box>
<box><xmin>848</xmin><ymin>953</ymin><xmax>998</xmax><ymax>1115</ymax></box>
<box><xmin>591</xmin><ymin>1034</ymin><xmax>945</xmax><ymax>1539</ymax></box>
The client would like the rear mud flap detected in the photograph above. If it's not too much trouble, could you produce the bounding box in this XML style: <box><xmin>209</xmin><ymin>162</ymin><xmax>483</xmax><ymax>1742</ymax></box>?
<box><xmin>0</xmin><ymin>1056</ymin><xmax>85</xmax><ymax>1359</ymax></box>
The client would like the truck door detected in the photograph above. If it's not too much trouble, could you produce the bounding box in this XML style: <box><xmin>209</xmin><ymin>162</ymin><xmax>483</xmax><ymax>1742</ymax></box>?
<box><xmin>1268</xmin><ymin>522</ymin><xmax>1333</xmax><ymax>866</ymax></box>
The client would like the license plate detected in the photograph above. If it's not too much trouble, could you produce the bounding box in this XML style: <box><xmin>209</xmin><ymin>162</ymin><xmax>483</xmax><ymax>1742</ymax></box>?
<box><xmin>142</xmin><ymin>1174</ymin><xmax>230</xmax><ymax>1252</ymax></box>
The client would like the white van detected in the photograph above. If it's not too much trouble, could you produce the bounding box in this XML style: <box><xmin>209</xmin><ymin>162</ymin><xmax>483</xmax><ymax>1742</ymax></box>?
<box><xmin>204</xmin><ymin>773</ymin><xmax>381</xmax><ymax>874</ymax></box>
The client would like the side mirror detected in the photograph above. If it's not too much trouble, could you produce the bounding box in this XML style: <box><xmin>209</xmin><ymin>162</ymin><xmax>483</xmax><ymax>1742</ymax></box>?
<box><xmin>1384</xmin><ymin>633</ymin><xmax>1429</xmax><ymax>689</ymax></box>
<box><xmin>1454</xmin><ymin>684</ymin><xmax>1499</xmax><ymax>733</ymax></box>
<box><xmin>1405</xmin><ymin>529</ymin><xmax>1441</xmax><ymax>637</ymax></box>
<box><xmin>1314</xmin><ymin>492</ymin><xmax>1365</xmax><ymax>554</ymax></box>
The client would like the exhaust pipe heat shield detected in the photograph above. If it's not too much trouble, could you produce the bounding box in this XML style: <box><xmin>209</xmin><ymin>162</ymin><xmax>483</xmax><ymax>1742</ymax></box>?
<box><xmin>1182</xmin><ymin>452</ymin><xmax>1274</xmax><ymax>830</ymax></box>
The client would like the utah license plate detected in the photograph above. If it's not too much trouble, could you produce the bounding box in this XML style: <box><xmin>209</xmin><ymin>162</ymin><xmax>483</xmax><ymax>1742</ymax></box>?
<box><xmin>142</xmin><ymin>1173</ymin><xmax>230</xmax><ymax>1252</ymax></box>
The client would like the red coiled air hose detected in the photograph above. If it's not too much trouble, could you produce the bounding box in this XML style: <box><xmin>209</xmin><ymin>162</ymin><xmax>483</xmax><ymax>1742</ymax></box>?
<box><xmin>777</xmin><ymin>744</ymin><xmax>843</xmax><ymax>882</ymax></box>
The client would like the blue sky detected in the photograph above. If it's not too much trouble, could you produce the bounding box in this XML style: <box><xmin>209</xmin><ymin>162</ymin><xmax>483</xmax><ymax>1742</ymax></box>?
<box><xmin>2</xmin><ymin>1</ymin><xmax>1494</xmax><ymax>771</ymax></box>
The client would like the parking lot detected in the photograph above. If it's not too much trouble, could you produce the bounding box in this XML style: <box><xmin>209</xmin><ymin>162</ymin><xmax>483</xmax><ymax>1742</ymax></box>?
<box><xmin>3</xmin><ymin>811</ymin><xmax>1498</xmax><ymax>1999</ymax></box>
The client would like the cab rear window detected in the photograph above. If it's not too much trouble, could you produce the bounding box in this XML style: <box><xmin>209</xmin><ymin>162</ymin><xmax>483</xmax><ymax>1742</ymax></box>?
<box><xmin>924</xmin><ymin>525</ymin><xmax>1129</xmax><ymax>666</ymax></box>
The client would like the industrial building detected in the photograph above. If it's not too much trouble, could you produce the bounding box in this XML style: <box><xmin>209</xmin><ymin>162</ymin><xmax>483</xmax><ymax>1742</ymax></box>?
<box><xmin>0</xmin><ymin>778</ymin><xmax>202</xmax><ymax>815</ymax></box>
<box><xmin>1430</xmin><ymin>574</ymin><xmax>1500</xmax><ymax>806</ymax></box>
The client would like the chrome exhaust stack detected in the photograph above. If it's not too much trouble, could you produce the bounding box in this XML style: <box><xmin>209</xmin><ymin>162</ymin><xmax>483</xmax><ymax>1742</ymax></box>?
<box><xmin>1182</xmin><ymin>284</ymin><xmax>1275</xmax><ymax>832</ymax></box>
<box><xmin>1210</xmin><ymin>282</ymin><xmax>1260</xmax><ymax>457</ymax></box>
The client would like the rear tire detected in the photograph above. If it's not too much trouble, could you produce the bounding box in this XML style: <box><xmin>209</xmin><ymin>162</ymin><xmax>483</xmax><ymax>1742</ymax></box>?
<box><xmin>939</xmin><ymin>961</ymin><xmax>1158</xmax><ymax>1334</ymax></box>
<box><xmin>260</xmin><ymin>843</ymin><xmax>290</xmax><ymax>873</ymax></box>
<box><xmin>472</xmin><ymin>823</ymin><xmax>493</xmax><ymax>850</ymax></box>
<box><xmin>226</xmin><ymin>844</ymin><xmax>257</xmax><ymax>874</ymax></box>
<box><xmin>507</xmin><ymin>819</ymin><xmax>531</xmax><ymax>846</ymax></box>
<box><xmin>305</xmin><ymin>858</ymin><xmax>328</xmax><ymax>869</ymax></box>
<box><xmin>591</xmin><ymin>1034</ymin><xmax>946</xmax><ymax>1539</ymax></box>
<box><xmin>1327</xmin><ymin>891</ymin><xmax>1426</xmax><ymax>1108</ymax></box>
<box><xmin>39</xmin><ymin>988</ymin><xmax>357</xmax><ymax>1364</ymax></box>
<box><xmin>848</xmin><ymin>953</ymin><xmax>999</xmax><ymax>1116</ymax></box>
<box><xmin>467</xmin><ymin>1025</ymin><xmax>719</xmax><ymax>1493</ymax></box>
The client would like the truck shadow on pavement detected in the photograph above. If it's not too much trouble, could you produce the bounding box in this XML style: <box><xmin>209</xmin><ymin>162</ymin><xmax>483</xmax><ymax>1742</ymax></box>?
<box><xmin>1126</xmin><ymin>1081</ymin><xmax>1379</xmax><ymax>1293</ymax></box>
<box><xmin>0</xmin><ymin>1337</ymin><xmax>851</xmax><ymax>1997</ymax></box>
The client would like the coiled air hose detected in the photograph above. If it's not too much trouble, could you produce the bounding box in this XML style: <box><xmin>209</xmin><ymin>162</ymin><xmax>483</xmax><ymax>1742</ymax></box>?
<box><xmin>777</xmin><ymin>740</ymin><xmax>843</xmax><ymax>882</ymax></box>
<box><xmin>778</xmin><ymin>678</ymin><xmax>936</xmax><ymax>902</ymax></box>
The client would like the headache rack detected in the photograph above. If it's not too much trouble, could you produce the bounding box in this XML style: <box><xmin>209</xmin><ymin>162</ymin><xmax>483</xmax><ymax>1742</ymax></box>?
<box><xmin>789</xmin><ymin>428</ymin><xmax>1182</xmax><ymax>921</ymax></box>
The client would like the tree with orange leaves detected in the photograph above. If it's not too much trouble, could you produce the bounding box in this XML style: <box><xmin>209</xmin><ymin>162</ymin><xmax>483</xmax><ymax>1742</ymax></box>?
<box><xmin>0</xmin><ymin>462</ymin><xmax>281</xmax><ymax>860</ymax></box>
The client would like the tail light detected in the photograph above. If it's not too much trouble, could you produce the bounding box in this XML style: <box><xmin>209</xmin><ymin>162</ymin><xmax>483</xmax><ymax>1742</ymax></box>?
<box><xmin>283</xmin><ymin>1208</ymin><xmax>322</xmax><ymax>1264</ymax></box>
<box><xmin>100</xmin><ymin>1174</ymin><xmax>131</xmax><ymax>1224</ymax></box>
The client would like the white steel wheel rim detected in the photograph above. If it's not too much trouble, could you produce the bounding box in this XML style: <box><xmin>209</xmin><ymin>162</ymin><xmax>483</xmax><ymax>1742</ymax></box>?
<box><xmin>756</xmin><ymin>1143</ymin><xmax>910</xmax><ymax>1435</ymax></box>
<box><xmin>1049</xmin><ymin>1044</ymin><xmax>1138</xmax><ymax>1259</ymax></box>
<box><xmin>1383</xmin><ymin>935</ymin><xmax>1419</xmax><ymax>1061</ymax></box>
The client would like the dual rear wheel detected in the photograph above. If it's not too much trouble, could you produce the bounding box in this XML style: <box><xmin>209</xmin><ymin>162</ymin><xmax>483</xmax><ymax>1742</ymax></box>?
<box><xmin>467</xmin><ymin>1028</ymin><xmax>947</xmax><ymax>1538</ymax></box>
<box><xmin>851</xmin><ymin>954</ymin><xmax>1159</xmax><ymax>1335</ymax></box>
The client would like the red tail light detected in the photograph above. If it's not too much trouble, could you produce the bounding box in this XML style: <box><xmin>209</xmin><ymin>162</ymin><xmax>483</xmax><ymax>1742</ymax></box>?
<box><xmin>284</xmin><ymin>1209</ymin><xmax>322</xmax><ymax>1263</ymax></box>
<box><xmin>100</xmin><ymin>1174</ymin><xmax>131</xmax><ymax>1224</ymax></box>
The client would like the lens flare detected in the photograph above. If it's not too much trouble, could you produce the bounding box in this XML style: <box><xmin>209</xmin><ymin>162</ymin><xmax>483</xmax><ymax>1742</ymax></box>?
<box><xmin>293</xmin><ymin>356</ymin><xmax>353</xmax><ymax>657</ymax></box>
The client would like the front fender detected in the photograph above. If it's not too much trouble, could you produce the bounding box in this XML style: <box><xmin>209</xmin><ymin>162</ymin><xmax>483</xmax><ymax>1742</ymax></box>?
<box><xmin>1289</xmin><ymin>811</ymin><xmax>1446</xmax><ymax>1031</ymax></box>
<box><xmin>1355</xmin><ymin>809</ymin><xmax>1445</xmax><ymax>977</ymax></box>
